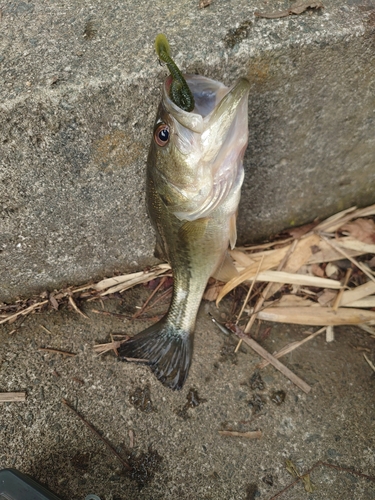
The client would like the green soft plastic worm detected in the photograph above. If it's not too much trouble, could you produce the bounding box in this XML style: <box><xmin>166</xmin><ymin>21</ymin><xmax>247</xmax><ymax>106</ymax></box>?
<box><xmin>155</xmin><ymin>34</ymin><xmax>195</xmax><ymax>112</ymax></box>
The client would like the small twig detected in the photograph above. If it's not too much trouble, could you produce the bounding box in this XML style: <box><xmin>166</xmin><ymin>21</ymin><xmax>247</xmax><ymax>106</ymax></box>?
<box><xmin>0</xmin><ymin>392</ymin><xmax>26</xmax><ymax>402</ymax></box>
<box><xmin>93</xmin><ymin>335</ymin><xmax>149</xmax><ymax>361</ymax></box>
<box><xmin>218</xmin><ymin>430</ymin><xmax>262</xmax><ymax>439</ymax></box>
<box><xmin>332</xmin><ymin>268</ymin><xmax>352</xmax><ymax>311</ymax></box>
<box><xmin>358</xmin><ymin>324</ymin><xmax>375</xmax><ymax>337</ymax></box>
<box><xmin>121</xmin><ymin>356</ymin><xmax>150</xmax><ymax>363</ymax></box>
<box><xmin>269</xmin><ymin>460</ymin><xmax>375</xmax><ymax>499</ymax></box>
<box><xmin>231</xmin><ymin>325</ymin><xmax>311</xmax><ymax>393</ymax></box>
<box><xmin>72</xmin><ymin>377</ymin><xmax>85</xmax><ymax>385</ymax></box>
<box><xmin>212</xmin><ymin>320</ymin><xmax>311</xmax><ymax>392</ymax></box>
<box><xmin>363</xmin><ymin>353</ymin><xmax>375</xmax><ymax>372</ymax></box>
<box><xmin>40</xmin><ymin>324</ymin><xmax>52</xmax><ymax>335</ymax></box>
<box><xmin>71</xmin><ymin>283</ymin><xmax>94</xmax><ymax>294</ymax></box>
<box><xmin>68</xmin><ymin>295</ymin><xmax>89</xmax><ymax>319</ymax></box>
<box><xmin>244</xmin><ymin>240</ymin><xmax>298</xmax><ymax>335</ymax></box>
<box><xmin>91</xmin><ymin>309</ymin><xmax>162</xmax><ymax>322</ymax></box>
<box><xmin>350</xmin><ymin>344</ymin><xmax>370</xmax><ymax>352</ymax></box>
<box><xmin>141</xmin><ymin>286</ymin><xmax>172</xmax><ymax>314</ymax></box>
<box><xmin>237</xmin><ymin>256</ymin><xmax>265</xmax><ymax>325</ymax></box>
<box><xmin>129</xmin><ymin>429</ymin><xmax>134</xmax><ymax>448</ymax></box>
<box><xmin>235</xmin><ymin>255</ymin><xmax>265</xmax><ymax>352</ymax></box>
<box><xmin>93</xmin><ymin>336</ymin><xmax>129</xmax><ymax>355</ymax></box>
<box><xmin>317</xmin><ymin>461</ymin><xmax>375</xmax><ymax>482</ymax></box>
<box><xmin>38</xmin><ymin>347</ymin><xmax>76</xmax><ymax>357</ymax></box>
<box><xmin>133</xmin><ymin>277</ymin><xmax>167</xmax><ymax>318</ymax></box>
<box><xmin>257</xmin><ymin>327</ymin><xmax>326</xmax><ymax>369</ymax></box>
<box><xmin>0</xmin><ymin>300</ymin><xmax>49</xmax><ymax>325</ymax></box>
<box><xmin>62</xmin><ymin>399</ymin><xmax>132</xmax><ymax>471</ymax></box>
<box><xmin>91</xmin><ymin>309</ymin><xmax>131</xmax><ymax>319</ymax></box>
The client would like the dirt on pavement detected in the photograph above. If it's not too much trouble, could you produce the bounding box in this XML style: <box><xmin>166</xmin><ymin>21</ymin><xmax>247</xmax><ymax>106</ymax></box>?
<box><xmin>0</xmin><ymin>286</ymin><xmax>374</xmax><ymax>500</ymax></box>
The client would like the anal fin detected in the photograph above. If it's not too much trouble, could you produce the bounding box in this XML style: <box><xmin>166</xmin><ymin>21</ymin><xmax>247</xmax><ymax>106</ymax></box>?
<box><xmin>229</xmin><ymin>212</ymin><xmax>238</xmax><ymax>250</ymax></box>
<box><xmin>211</xmin><ymin>252</ymin><xmax>238</xmax><ymax>282</ymax></box>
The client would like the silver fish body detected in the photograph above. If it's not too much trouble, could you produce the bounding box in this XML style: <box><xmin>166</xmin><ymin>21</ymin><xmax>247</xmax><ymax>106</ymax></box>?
<box><xmin>119</xmin><ymin>74</ymin><xmax>250</xmax><ymax>389</ymax></box>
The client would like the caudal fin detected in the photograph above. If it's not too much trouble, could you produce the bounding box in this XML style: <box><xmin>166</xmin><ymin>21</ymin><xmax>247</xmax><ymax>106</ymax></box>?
<box><xmin>118</xmin><ymin>319</ymin><xmax>193</xmax><ymax>390</ymax></box>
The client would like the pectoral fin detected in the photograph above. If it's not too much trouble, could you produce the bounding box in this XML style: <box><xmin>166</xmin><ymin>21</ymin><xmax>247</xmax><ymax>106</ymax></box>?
<box><xmin>211</xmin><ymin>252</ymin><xmax>239</xmax><ymax>282</ymax></box>
<box><xmin>178</xmin><ymin>217</ymin><xmax>209</xmax><ymax>243</ymax></box>
<box><xmin>229</xmin><ymin>212</ymin><xmax>238</xmax><ymax>250</ymax></box>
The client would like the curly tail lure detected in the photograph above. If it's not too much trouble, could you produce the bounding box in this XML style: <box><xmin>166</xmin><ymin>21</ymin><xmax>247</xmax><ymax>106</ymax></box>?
<box><xmin>155</xmin><ymin>34</ymin><xmax>195</xmax><ymax>112</ymax></box>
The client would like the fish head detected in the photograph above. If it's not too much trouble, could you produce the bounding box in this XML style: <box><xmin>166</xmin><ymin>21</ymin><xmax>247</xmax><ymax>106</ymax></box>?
<box><xmin>148</xmin><ymin>75</ymin><xmax>250</xmax><ymax>221</ymax></box>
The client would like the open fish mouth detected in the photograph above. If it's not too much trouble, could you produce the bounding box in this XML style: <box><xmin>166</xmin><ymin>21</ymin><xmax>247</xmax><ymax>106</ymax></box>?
<box><xmin>163</xmin><ymin>74</ymin><xmax>250</xmax><ymax>134</ymax></box>
<box><xmin>159</xmin><ymin>75</ymin><xmax>250</xmax><ymax>222</ymax></box>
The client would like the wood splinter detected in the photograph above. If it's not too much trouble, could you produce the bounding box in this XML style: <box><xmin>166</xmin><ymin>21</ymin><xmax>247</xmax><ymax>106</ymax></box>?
<box><xmin>219</xmin><ymin>430</ymin><xmax>262</xmax><ymax>439</ymax></box>
<box><xmin>0</xmin><ymin>392</ymin><xmax>26</xmax><ymax>403</ymax></box>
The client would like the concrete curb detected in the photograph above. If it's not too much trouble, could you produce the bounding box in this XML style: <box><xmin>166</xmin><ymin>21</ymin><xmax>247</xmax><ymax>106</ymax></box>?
<box><xmin>1</xmin><ymin>0</ymin><xmax>374</xmax><ymax>301</ymax></box>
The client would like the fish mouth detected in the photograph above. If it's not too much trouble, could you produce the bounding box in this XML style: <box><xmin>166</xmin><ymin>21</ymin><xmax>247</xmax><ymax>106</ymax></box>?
<box><xmin>163</xmin><ymin>75</ymin><xmax>250</xmax><ymax>134</ymax></box>
<box><xmin>159</xmin><ymin>75</ymin><xmax>249</xmax><ymax>222</ymax></box>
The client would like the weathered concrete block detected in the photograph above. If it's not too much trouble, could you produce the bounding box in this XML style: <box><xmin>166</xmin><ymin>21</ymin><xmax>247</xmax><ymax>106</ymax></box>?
<box><xmin>1</xmin><ymin>0</ymin><xmax>374</xmax><ymax>301</ymax></box>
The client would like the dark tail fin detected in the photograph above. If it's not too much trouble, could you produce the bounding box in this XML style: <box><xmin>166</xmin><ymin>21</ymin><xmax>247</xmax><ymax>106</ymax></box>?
<box><xmin>118</xmin><ymin>319</ymin><xmax>193</xmax><ymax>390</ymax></box>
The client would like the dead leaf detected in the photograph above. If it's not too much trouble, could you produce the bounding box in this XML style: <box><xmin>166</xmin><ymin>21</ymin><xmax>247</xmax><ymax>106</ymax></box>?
<box><xmin>302</xmin><ymin>474</ymin><xmax>315</xmax><ymax>493</ymax></box>
<box><xmin>285</xmin><ymin>459</ymin><xmax>300</xmax><ymax>477</ymax></box>
<box><xmin>203</xmin><ymin>282</ymin><xmax>223</xmax><ymax>301</ymax></box>
<box><xmin>265</xmin><ymin>234</ymin><xmax>321</xmax><ymax>299</ymax></box>
<box><xmin>94</xmin><ymin>265</ymin><xmax>171</xmax><ymax>295</ymax></box>
<box><xmin>342</xmin><ymin>296</ymin><xmax>375</xmax><ymax>308</ymax></box>
<box><xmin>311</xmin><ymin>263</ymin><xmax>325</xmax><ymax>277</ymax></box>
<box><xmin>230</xmin><ymin>249</ymin><xmax>255</xmax><ymax>267</ymax></box>
<box><xmin>286</xmin><ymin>220</ymin><xmax>320</xmax><ymax>239</ymax></box>
<box><xmin>49</xmin><ymin>294</ymin><xmax>59</xmax><ymax>310</ymax></box>
<box><xmin>216</xmin><ymin>269</ymin><xmax>341</xmax><ymax>305</ymax></box>
<box><xmin>317</xmin><ymin>289</ymin><xmax>337</xmax><ymax>306</ymax></box>
<box><xmin>341</xmin><ymin>218</ymin><xmax>375</xmax><ymax>245</ymax></box>
<box><xmin>325</xmin><ymin>262</ymin><xmax>339</xmax><ymax>278</ymax></box>
<box><xmin>267</xmin><ymin>294</ymin><xmax>315</xmax><ymax>307</ymax></box>
<box><xmin>307</xmin><ymin>237</ymin><xmax>367</xmax><ymax>264</ymax></box>
<box><xmin>317</xmin><ymin>204</ymin><xmax>375</xmax><ymax>233</ymax></box>
<box><xmin>257</xmin><ymin>306</ymin><xmax>375</xmax><ymax>326</ymax></box>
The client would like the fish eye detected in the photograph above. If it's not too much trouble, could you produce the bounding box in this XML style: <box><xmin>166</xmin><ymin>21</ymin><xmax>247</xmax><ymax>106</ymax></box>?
<box><xmin>154</xmin><ymin>123</ymin><xmax>170</xmax><ymax>146</ymax></box>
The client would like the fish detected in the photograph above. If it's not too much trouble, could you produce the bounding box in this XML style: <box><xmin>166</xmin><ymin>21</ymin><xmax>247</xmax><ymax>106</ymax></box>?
<box><xmin>118</xmin><ymin>35</ymin><xmax>250</xmax><ymax>390</ymax></box>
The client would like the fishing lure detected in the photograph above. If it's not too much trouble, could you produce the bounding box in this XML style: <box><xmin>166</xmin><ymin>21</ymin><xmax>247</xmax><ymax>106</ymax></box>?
<box><xmin>155</xmin><ymin>34</ymin><xmax>195</xmax><ymax>112</ymax></box>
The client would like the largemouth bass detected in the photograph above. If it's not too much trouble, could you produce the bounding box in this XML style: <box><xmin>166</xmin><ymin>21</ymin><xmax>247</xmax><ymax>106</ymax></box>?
<box><xmin>119</xmin><ymin>37</ymin><xmax>250</xmax><ymax>390</ymax></box>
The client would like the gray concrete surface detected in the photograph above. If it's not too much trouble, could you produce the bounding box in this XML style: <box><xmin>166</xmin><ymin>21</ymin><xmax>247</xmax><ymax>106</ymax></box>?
<box><xmin>0</xmin><ymin>292</ymin><xmax>375</xmax><ymax>499</ymax></box>
<box><xmin>1</xmin><ymin>0</ymin><xmax>375</xmax><ymax>301</ymax></box>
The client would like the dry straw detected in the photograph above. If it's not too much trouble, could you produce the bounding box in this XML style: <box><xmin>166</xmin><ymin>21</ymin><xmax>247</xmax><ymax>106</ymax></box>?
<box><xmin>1</xmin><ymin>204</ymin><xmax>375</xmax><ymax>391</ymax></box>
